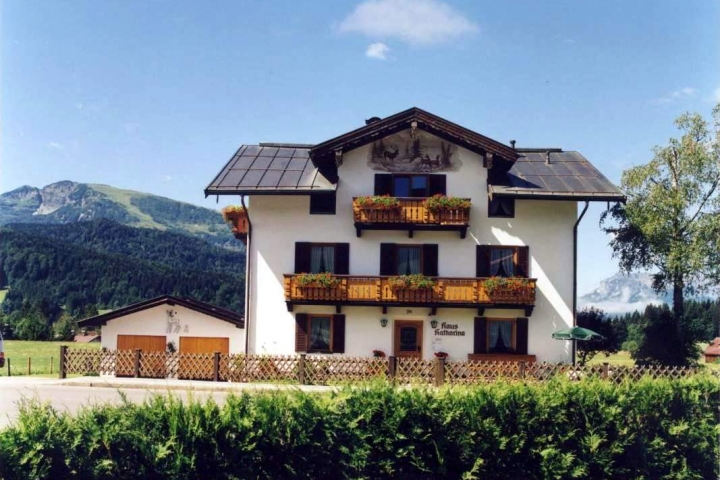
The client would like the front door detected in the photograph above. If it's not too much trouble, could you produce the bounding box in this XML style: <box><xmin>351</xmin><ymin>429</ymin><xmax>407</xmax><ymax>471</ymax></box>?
<box><xmin>394</xmin><ymin>320</ymin><xmax>423</xmax><ymax>358</ymax></box>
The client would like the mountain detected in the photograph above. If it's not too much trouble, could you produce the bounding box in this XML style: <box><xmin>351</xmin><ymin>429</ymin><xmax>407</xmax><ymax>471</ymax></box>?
<box><xmin>0</xmin><ymin>219</ymin><xmax>245</xmax><ymax>315</ymax></box>
<box><xmin>579</xmin><ymin>272</ymin><xmax>671</xmax><ymax>314</ymax></box>
<box><xmin>0</xmin><ymin>181</ymin><xmax>237</xmax><ymax>250</ymax></box>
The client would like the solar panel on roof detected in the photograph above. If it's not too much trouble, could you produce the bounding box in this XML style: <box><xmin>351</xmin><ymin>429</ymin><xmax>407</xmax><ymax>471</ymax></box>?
<box><xmin>292</xmin><ymin>149</ymin><xmax>310</xmax><ymax>158</ymax></box>
<box><xmin>298</xmin><ymin>168</ymin><xmax>318</xmax><ymax>188</ymax></box>
<box><xmin>276</xmin><ymin>148</ymin><xmax>295</xmax><ymax>157</ymax></box>
<box><xmin>287</xmin><ymin>158</ymin><xmax>309</xmax><ymax>170</ymax></box>
<box><xmin>218</xmin><ymin>169</ymin><xmax>246</xmax><ymax>188</ymax></box>
<box><xmin>239</xmin><ymin>169</ymin><xmax>265</xmax><ymax>187</ymax></box>
<box><xmin>521</xmin><ymin>176</ymin><xmax>546</xmax><ymax>189</ymax></box>
<box><xmin>250</xmin><ymin>156</ymin><xmax>273</xmax><ymax>170</ymax></box>
<box><xmin>258</xmin><ymin>147</ymin><xmax>278</xmax><ymax>157</ymax></box>
<box><xmin>232</xmin><ymin>155</ymin><xmax>257</xmax><ymax>169</ymax></box>
<box><xmin>243</xmin><ymin>145</ymin><xmax>262</xmax><ymax>155</ymax></box>
<box><xmin>258</xmin><ymin>169</ymin><xmax>284</xmax><ymax>187</ymax></box>
<box><xmin>278</xmin><ymin>170</ymin><xmax>303</xmax><ymax>188</ymax></box>
<box><xmin>542</xmin><ymin>175</ymin><xmax>571</xmax><ymax>192</ymax></box>
<box><xmin>269</xmin><ymin>157</ymin><xmax>291</xmax><ymax>170</ymax></box>
<box><xmin>511</xmin><ymin>161</ymin><xmax>538</xmax><ymax>176</ymax></box>
<box><xmin>546</xmin><ymin>162</ymin><xmax>574</xmax><ymax>176</ymax></box>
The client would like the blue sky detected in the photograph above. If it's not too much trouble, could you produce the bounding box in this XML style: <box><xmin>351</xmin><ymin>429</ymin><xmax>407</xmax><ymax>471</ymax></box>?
<box><xmin>2</xmin><ymin>0</ymin><xmax>719</xmax><ymax>294</ymax></box>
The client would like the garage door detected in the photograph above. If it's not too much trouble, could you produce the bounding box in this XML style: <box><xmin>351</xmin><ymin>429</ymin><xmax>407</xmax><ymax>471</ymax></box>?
<box><xmin>117</xmin><ymin>335</ymin><xmax>166</xmax><ymax>378</ymax></box>
<box><xmin>179</xmin><ymin>337</ymin><xmax>229</xmax><ymax>380</ymax></box>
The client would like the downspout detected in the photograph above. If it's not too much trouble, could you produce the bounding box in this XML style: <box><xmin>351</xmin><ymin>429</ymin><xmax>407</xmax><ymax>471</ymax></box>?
<box><xmin>241</xmin><ymin>195</ymin><xmax>252</xmax><ymax>355</ymax></box>
<box><xmin>572</xmin><ymin>201</ymin><xmax>590</xmax><ymax>366</ymax></box>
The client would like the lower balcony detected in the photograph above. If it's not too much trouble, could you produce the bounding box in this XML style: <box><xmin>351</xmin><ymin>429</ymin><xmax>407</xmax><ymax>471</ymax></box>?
<box><xmin>283</xmin><ymin>274</ymin><xmax>537</xmax><ymax>315</ymax></box>
<box><xmin>352</xmin><ymin>197</ymin><xmax>470</xmax><ymax>238</ymax></box>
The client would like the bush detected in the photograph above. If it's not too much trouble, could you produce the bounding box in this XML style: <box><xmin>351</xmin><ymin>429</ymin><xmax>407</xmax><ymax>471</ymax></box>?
<box><xmin>0</xmin><ymin>377</ymin><xmax>717</xmax><ymax>479</ymax></box>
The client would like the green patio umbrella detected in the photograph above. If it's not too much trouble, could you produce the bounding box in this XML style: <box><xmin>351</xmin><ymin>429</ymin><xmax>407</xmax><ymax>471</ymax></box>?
<box><xmin>552</xmin><ymin>327</ymin><xmax>604</xmax><ymax>341</ymax></box>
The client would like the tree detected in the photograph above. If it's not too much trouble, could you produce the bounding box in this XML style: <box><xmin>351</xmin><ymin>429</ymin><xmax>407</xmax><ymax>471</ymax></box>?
<box><xmin>53</xmin><ymin>312</ymin><xmax>77</xmax><ymax>341</ymax></box>
<box><xmin>601</xmin><ymin>105</ymin><xmax>720</xmax><ymax>365</ymax></box>
<box><xmin>633</xmin><ymin>304</ymin><xmax>700</xmax><ymax>366</ymax></box>
<box><xmin>576</xmin><ymin>307</ymin><xmax>618</xmax><ymax>366</ymax></box>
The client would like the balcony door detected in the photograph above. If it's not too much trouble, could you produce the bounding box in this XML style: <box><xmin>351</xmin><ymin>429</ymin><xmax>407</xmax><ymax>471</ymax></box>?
<box><xmin>394</xmin><ymin>320</ymin><xmax>424</xmax><ymax>358</ymax></box>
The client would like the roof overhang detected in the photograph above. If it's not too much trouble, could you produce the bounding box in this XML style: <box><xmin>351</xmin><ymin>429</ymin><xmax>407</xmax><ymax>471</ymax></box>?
<box><xmin>489</xmin><ymin>186</ymin><xmax>627</xmax><ymax>203</ymax></box>
<box><xmin>78</xmin><ymin>295</ymin><xmax>245</xmax><ymax>329</ymax></box>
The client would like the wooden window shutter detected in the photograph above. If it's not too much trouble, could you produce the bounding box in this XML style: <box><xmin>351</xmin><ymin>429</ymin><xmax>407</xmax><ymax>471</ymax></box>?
<box><xmin>379</xmin><ymin>243</ymin><xmax>396</xmax><ymax>275</ymax></box>
<box><xmin>516</xmin><ymin>246</ymin><xmax>530</xmax><ymax>278</ymax></box>
<box><xmin>428</xmin><ymin>175</ymin><xmax>447</xmax><ymax>196</ymax></box>
<box><xmin>516</xmin><ymin>317</ymin><xmax>529</xmax><ymax>355</ymax></box>
<box><xmin>476</xmin><ymin>245</ymin><xmax>490</xmax><ymax>277</ymax></box>
<box><xmin>294</xmin><ymin>242</ymin><xmax>311</xmax><ymax>273</ymax></box>
<box><xmin>334</xmin><ymin>243</ymin><xmax>350</xmax><ymax>275</ymax></box>
<box><xmin>332</xmin><ymin>314</ymin><xmax>346</xmax><ymax>353</ymax></box>
<box><xmin>295</xmin><ymin>314</ymin><xmax>309</xmax><ymax>352</ymax></box>
<box><xmin>473</xmin><ymin>317</ymin><xmax>487</xmax><ymax>354</ymax></box>
<box><xmin>374</xmin><ymin>174</ymin><xmax>393</xmax><ymax>195</ymax></box>
<box><xmin>422</xmin><ymin>244</ymin><xmax>439</xmax><ymax>277</ymax></box>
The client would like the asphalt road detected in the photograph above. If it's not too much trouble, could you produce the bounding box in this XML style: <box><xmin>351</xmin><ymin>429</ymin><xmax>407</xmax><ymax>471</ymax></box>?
<box><xmin>0</xmin><ymin>378</ymin><xmax>232</xmax><ymax>430</ymax></box>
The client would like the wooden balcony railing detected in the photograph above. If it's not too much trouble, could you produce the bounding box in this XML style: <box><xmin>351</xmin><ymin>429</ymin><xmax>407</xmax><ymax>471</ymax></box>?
<box><xmin>352</xmin><ymin>197</ymin><xmax>471</xmax><ymax>238</ymax></box>
<box><xmin>283</xmin><ymin>275</ymin><xmax>537</xmax><ymax>315</ymax></box>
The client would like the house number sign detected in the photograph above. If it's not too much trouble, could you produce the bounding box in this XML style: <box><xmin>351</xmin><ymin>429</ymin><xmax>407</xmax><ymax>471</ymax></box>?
<box><xmin>434</xmin><ymin>322</ymin><xmax>465</xmax><ymax>337</ymax></box>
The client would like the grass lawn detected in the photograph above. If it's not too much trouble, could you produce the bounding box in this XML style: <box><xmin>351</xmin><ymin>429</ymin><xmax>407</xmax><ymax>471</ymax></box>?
<box><xmin>1</xmin><ymin>340</ymin><xmax>100</xmax><ymax>377</ymax></box>
<box><xmin>588</xmin><ymin>350</ymin><xmax>635</xmax><ymax>366</ymax></box>
<box><xmin>0</xmin><ymin>288</ymin><xmax>7</xmax><ymax>304</ymax></box>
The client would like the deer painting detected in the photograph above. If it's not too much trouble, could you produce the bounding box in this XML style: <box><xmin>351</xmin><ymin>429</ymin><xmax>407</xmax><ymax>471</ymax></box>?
<box><xmin>383</xmin><ymin>146</ymin><xmax>399</xmax><ymax>163</ymax></box>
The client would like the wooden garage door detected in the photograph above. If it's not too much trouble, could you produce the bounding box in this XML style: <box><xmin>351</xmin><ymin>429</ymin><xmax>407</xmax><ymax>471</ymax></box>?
<box><xmin>117</xmin><ymin>335</ymin><xmax>166</xmax><ymax>377</ymax></box>
<box><xmin>178</xmin><ymin>337</ymin><xmax>229</xmax><ymax>380</ymax></box>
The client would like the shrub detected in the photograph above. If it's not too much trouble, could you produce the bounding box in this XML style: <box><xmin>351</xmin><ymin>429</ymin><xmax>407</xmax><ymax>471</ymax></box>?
<box><xmin>0</xmin><ymin>377</ymin><xmax>717</xmax><ymax>479</ymax></box>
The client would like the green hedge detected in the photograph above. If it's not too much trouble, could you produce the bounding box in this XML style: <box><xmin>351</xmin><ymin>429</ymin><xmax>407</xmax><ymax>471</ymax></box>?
<box><xmin>0</xmin><ymin>376</ymin><xmax>718</xmax><ymax>479</ymax></box>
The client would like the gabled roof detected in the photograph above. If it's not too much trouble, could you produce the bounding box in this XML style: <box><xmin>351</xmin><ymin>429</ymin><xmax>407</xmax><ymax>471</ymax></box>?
<box><xmin>205</xmin><ymin>144</ymin><xmax>335</xmax><ymax>196</ymax></box>
<box><xmin>487</xmin><ymin>149</ymin><xmax>626</xmax><ymax>202</ymax></box>
<box><xmin>704</xmin><ymin>338</ymin><xmax>720</xmax><ymax>357</ymax></box>
<box><xmin>78</xmin><ymin>295</ymin><xmax>245</xmax><ymax>329</ymax></box>
<box><xmin>310</xmin><ymin>107</ymin><xmax>518</xmax><ymax>166</ymax></box>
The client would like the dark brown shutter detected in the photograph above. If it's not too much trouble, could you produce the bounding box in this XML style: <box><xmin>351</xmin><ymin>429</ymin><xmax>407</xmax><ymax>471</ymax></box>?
<box><xmin>422</xmin><ymin>244</ymin><xmax>439</xmax><ymax>277</ymax></box>
<box><xmin>474</xmin><ymin>317</ymin><xmax>487</xmax><ymax>354</ymax></box>
<box><xmin>516</xmin><ymin>318</ymin><xmax>529</xmax><ymax>354</ymax></box>
<box><xmin>428</xmin><ymin>175</ymin><xmax>446</xmax><ymax>196</ymax></box>
<box><xmin>516</xmin><ymin>246</ymin><xmax>530</xmax><ymax>278</ymax></box>
<box><xmin>295</xmin><ymin>314</ymin><xmax>309</xmax><ymax>352</ymax></box>
<box><xmin>334</xmin><ymin>243</ymin><xmax>350</xmax><ymax>275</ymax></box>
<box><xmin>294</xmin><ymin>242</ymin><xmax>311</xmax><ymax>273</ymax></box>
<box><xmin>332</xmin><ymin>314</ymin><xmax>345</xmax><ymax>353</ymax></box>
<box><xmin>380</xmin><ymin>243</ymin><xmax>396</xmax><ymax>275</ymax></box>
<box><xmin>374</xmin><ymin>174</ymin><xmax>393</xmax><ymax>195</ymax></box>
<box><xmin>476</xmin><ymin>245</ymin><xmax>490</xmax><ymax>277</ymax></box>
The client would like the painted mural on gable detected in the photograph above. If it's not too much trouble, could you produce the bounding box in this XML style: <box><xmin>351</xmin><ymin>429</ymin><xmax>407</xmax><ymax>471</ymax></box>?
<box><xmin>367</xmin><ymin>130</ymin><xmax>462</xmax><ymax>172</ymax></box>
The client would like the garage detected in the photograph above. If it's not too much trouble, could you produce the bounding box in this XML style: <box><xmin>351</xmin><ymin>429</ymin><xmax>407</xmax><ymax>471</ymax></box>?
<box><xmin>78</xmin><ymin>295</ymin><xmax>246</xmax><ymax>378</ymax></box>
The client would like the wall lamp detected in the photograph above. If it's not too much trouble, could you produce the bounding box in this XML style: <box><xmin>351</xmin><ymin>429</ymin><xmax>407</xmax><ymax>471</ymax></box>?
<box><xmin>430</xmin><ymin>320</ymin><xmax>438</xmax><ymax>329</ymax></box>
<box><xmin>380</xmin><ymin>318</ymin><xmax>388</xmax><ymax>328</ymax></box>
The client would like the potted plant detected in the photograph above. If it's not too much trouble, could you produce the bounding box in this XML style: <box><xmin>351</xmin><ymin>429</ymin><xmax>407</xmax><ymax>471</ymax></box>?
<box><xmin>424</xmin><ymin>194</ymin><xmax>471</xmax><ymax>211</ymax></box>
<box><xmin>354</xmin><ymin>195</ymin><xmax>402</xmax><ymax>210</ymax></box>
<box><xmin>295</xmin><ymin>272</ymin><xmax>340</xmax><ymax>288</ymax></box>
<box><xmin>387</xmin><ymin>274</ymin><xmax>435</xmax><ymax>290</ymax></box>
<box><xmin>434</xmin><ymin>351</ymin><xmax>449</xmax><ymax>359</ymax></box>
<box><xmin>372</xmin><ymin>349</ymin><xmax>386</xmax><ymax>358</ymax></box>
<box><xmin>482</xmin><ymin>277</ymin><xmax>530</xmax><ymax>295</ymax></box>
<box><xmin>221</xmin><ymin>205</ymin><xmax>245</xmax><ymax>222</ymax></box>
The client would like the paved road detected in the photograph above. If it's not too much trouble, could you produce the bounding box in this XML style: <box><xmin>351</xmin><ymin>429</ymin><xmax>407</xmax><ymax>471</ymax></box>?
<box><xmin>0</xmin><ymin>378</ymin><xmax>232</xmax><ymax>430</ymax></box>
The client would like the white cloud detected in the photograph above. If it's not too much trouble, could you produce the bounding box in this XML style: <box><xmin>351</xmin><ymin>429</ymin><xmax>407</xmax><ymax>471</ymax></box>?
<box><xmin>366</xmin><ymin>42</ymin><xmax>390</xmax><ymax>60</ymax></box>
<box><xmin>48</xmin><ymin>141</ymin><xmax>64</xmax><ymax>149</ymax></box>
<box><xmin>162</xmin><ymin>175</ymin><xmax>173</xmax><ymax>182</ymax></box>
<box><xmin>338</xmin><ymin>0</ymin><xmax>478</xmax><ymax>46</ymax></box>
<box><xmin>652</xmin><ymin>87</ymin><xmax>696</xmax><ymax>105</ymax></box>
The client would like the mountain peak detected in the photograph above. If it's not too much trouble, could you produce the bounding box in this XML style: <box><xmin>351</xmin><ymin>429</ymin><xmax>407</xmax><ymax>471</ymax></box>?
<box><xmin>579</xmin><ymin>272</ymin><xmax>669</xmax><ymax>314</ymax></box>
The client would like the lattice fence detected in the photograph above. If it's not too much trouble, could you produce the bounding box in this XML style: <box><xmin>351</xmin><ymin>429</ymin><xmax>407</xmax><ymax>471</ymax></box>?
<box><xmin>62</xmin><ymin>348</ymin><xmax>707</xmax><ymax>386</ymax></box>
<box><xmin>395</xmin><ymin>357</ymin><xmax>435</xmax><ymax>385</ymax></box>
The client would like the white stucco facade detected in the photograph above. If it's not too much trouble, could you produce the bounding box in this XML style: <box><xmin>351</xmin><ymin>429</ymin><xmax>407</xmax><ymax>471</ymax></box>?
<box><xmin>100</xmin><ymin>304</ymin><xmax>246</xmax><ymax>353</ymax></box>
<box><xmin>245</xmin><ymin>136</ymin><xmax>576</xmax><ymax>363</ymax></box>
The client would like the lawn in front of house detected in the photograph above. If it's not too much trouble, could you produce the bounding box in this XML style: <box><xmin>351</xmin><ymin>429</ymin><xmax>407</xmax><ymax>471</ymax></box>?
<box><xmin>0</xmin><ymin>340</ymin><xmax>101</xmax><ymax>377</ymax></box>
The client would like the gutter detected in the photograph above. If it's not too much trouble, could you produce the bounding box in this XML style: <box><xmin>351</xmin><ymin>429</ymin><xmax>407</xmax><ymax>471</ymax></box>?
<box><xmin>572</xmin><ymin>201</ymin><xmax>590</xmax><ymax>365</ymax></box>
<box><xmin>241</xmin><ymin>196</ymin><xmax>252</xmax><ymax>354</ymax></box>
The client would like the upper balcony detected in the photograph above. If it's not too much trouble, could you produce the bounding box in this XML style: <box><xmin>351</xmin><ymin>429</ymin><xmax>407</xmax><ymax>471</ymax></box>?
<box><xmin>222</xmin><ymin>206</ymin><xmax>249</xmax><ymax>244</ymax></box>
<box><xmin>352</xmin><ymin>196</ymin><xmax>471</xmax><ymax>238</ymax></box>
<box><xmin>283</xmin><ymin>274</ymin><xmax>536</xmax><ymax>316</ymax></box>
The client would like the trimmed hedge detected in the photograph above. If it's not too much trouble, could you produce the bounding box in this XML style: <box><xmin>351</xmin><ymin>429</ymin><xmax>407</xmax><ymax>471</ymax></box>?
<box><xmin>0</xmin><ymin>376</ymin><xmax>718</xmax><ymax>479</ymax></box>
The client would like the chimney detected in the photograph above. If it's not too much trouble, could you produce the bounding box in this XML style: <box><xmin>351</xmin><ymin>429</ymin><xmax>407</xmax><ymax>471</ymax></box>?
<box><xmin>545</xmin><ymin>151</ymin><xmax>551</xmax><ymax>165</ymax></box>
<box><xmin>510</xmin><ymin>140</ymin><xmax>516</xmax><ymax>149</ymax></box>
<box><xmin>365</xmin><ymin>116</ymin><xmax>382</xmax><ymax>125</ymax></box>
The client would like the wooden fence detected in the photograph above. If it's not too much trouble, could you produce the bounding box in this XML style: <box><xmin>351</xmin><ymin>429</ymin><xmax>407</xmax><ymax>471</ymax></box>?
<box><xmin>59</xmin><ymin>346</ymin><xmax>705</xmax><ymax>386</ymax></box>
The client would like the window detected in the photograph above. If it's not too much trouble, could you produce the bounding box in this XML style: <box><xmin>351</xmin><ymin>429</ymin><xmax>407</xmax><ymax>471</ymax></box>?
<box><xmin>295</xmin><ymin>313</ymin><xmax>346</xmax><ymax>353</ymax></box>
<box><xmin>487</xmin><ymin>320</ymin><xmax>515</xmax><ymax>353</ymax></box>
<box><xmin>310</xmin><ymin>191</ymin><xmax>336</xmax><ymax>214</ymax></box>
<box><xmin>374</xmin><ymin>174</ymin><xmax>446</xmax><ymax>197</ymax></box>
<box><xmin>380</xmin><ymin>243</ymin><xmax>438</xmax><ymax>276</ymax></box>
<box><xmin>473</xmin><ymin>317</ymin><xmax>529</xmax><ymax>355</ymax></box>
<box><xmin>308</xmin><ymin>315</ymin><xmax>332</xmax><ymax>352</ymax></box>
<box><xmin>476</xmin><ymin>245</ymin><xmax>529</xmax><ymax>278</ymax></box>
<box><xmin>295</xmin><ymin>243</ymin><xmax>349</xmax><ymax>274</ymax></box>
<box><xmin>488</xmin><ymin>197</ymin><xmax>515</xmax><ymax>218</ymax></box>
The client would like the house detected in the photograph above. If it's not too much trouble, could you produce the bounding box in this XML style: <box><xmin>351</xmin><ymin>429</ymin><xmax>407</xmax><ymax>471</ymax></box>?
<box><xmin>205</xmin><ymin>108</ymin><xmax>624</xmax><ymax>363</ymax></box>
<box><xmin>704</xmin><ymin>338</ymin><xmax>720</xmax><ymax>363</ymax></box>
<box><xmin>78</xmin><ymin>295</ymin><xmax>245</xmax><ymax>355</ymax></box>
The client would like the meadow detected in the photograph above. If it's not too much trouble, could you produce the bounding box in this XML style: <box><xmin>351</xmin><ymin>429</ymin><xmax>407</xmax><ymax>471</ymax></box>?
<box><xmin>0</xmin><ymin>340</ymin><xmax>100</xmax><ymax>377</ymax></box>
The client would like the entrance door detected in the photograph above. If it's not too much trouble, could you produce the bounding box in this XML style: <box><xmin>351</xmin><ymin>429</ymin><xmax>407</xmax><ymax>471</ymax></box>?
<box><xmin>393</xmin><ymin>320</ymin><xmax>423</xmax><ymax>358</ymax></box>
<box><xmin>116</xmin><ymin>334</ymin><xmax>166</xmax><ymax>377</ymax></box>
<box><xmin>179</xmin><ymin>337</ymin><xmax>230</xmax><ymax>380</ymax></box>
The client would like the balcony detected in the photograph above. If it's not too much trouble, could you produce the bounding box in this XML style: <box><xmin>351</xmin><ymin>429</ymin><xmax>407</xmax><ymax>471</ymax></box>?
<box><xmin>352</xmin><ymin>197</ymin><xmax>471</xmax><ymax>238</ymax></box>
<box><xmin>222</xmin><ymin>206</ymin><xmax>249</xmax><ymax>244</ymax></box>
<box><xmin>283</xmin><ymin>275</ymin><xmax>536</xmax><ymax>315</ymax></box>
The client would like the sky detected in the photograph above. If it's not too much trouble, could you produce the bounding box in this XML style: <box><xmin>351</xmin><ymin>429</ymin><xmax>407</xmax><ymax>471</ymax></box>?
<box><xmin>1</xmin><ymin>0</ymin><xmax>719</xmax><ymax>295</ymax></box>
